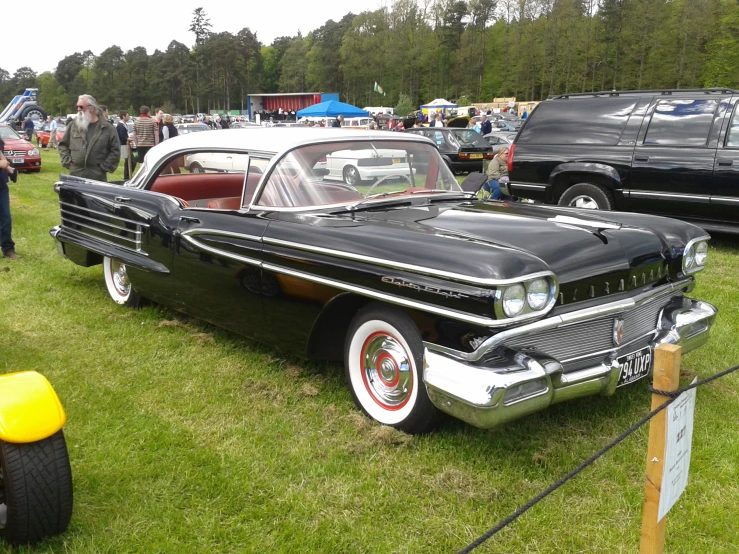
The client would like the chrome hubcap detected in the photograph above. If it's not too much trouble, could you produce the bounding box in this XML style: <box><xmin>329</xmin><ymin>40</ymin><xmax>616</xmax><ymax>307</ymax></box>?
<box><xmin>569</xmin><ymin>195</ymin><xmax>599</xmax><ymax>209</ymax></box>
<box><xmin>345</xmin><ymin>167</ymin><xmax>358</xmax><ymax>185</ymax></box>
<box><xmin>360</xmin><ymin>332</ymin><xmax>413</xmax><ymax>409</ymax></box>
<box><xmin>112</xmin><ymin>261</ymin><xmax>131</xmax><ymax>296</ymax></box>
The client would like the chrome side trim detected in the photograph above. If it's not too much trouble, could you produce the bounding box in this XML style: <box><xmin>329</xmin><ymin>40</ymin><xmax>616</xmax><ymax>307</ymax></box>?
<box><xmin>509</xmin><ymin>183</ymin><xmax>547</xmax><ymax>190</ymax></box>
<box><xmin>711</xmin><ymin>196</ymin><xmax>739</xmax><ymax>205</ymax></box>
<box><xmin>60</xmin><ymin>201</ymin><xmax>151</xmax><ymax>227</ymax></box>
<box><xmin>425</xmin><ymin>277</ymin><xmax>695</xmax><ymax>362</ymax></box>
<box><xmin>625</xmin><ymin>191</ymin><xmax>710</xmax><ymax>203</ymax></box>
<box><xmin>181</xmin><ymin>228</ymin><xmax>263</xmax><ymax>243</ymax></box>
<box><xmin>57</xmin><ymin>226</ymin><xmax>150</xmax><ymax>257</ymax></box>
<box><xmin>180</xmin><ymin>234</ymin><xmax>262</xmax><ymax>267</ymax></box>
<box><xmin>60</xmin><ymin>209</ymin><xmax>141</xmax><ymax>235</ymax></box>
<box><xmin>60</xmin><ymin>218</ymin><xmax>140</xmax><ymax>246</ymax></box>
<box><xmin>263</xmin><ymin>263</ymin><xmax>499</xmax><ymax>327</ymax></box>
<box><xmin>263</xmin><ymin>236</ymin><xmax>555</xmax><ymax>287</ymax></box>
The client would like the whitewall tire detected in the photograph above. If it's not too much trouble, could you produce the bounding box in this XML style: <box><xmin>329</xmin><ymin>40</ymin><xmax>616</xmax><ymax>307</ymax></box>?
<box><xmin>103</xmin><ymin>257</ymin><xmax>142</xmax><ymax>307</ymax></box>
<box><xmin>345</xmin><ymin>304</ymin><xmax>438</xmax><ymax>434</ymax></box>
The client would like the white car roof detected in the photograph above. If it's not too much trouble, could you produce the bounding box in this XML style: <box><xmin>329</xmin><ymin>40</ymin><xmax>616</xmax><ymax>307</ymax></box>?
<box><xmin>140</xmin><ymin>128</ymin><xmax>433</xmax><ymax>169</ymax></box>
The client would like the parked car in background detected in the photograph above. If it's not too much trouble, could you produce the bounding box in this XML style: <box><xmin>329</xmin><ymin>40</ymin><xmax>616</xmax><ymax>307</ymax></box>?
<box><xmin>175</xmin><ymin>123</ymin><xmax>209</xmax><ymax>135</ymax></box>
<box><xmin>50</xmin><ymin>128</ymin><xmax>717</xmax><ymax>434</ymax></box>
<box><xmin>509</xmin><ymin>88</ymin><xmax>739</xmax><ymax>233</ymax></box>
<box><xmin>484</xmin><ymin>132</ymin><xmax>516</xmax><ymax>153</ymax></box>
<box><xmin>36</xmin><ymin>123</ymin><xmax>66</xmax><ymax>148</ymax></box>
<box><xmin>490</xmin><ymin>120</ymin><xmax>520</xmax><ymax>132</ymax></box>
<box><xmin>405</xmin><ymin>127</ymin><xmax>493</xmax><ymax>173</ymax></box>
<box><xmin>0</xmin><ymin>124</ymin><xmax>41</xmax><ymax>172</ymax></box>
<box><xmin>321</xmin><ymin>146</ymin><xmax>414</xmax><ymax>186</ymax></box>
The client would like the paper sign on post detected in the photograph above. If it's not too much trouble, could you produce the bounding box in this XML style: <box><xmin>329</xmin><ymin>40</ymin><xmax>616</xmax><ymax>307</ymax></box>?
<box><xmin>658</xmin><ymin>378</ymin><xmax>697</xmax><ymax>521</ymax></box>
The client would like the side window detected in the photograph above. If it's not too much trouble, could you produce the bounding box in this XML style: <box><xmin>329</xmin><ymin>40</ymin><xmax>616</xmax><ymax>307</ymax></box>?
<box><xmin>726</xmin><ymin>103</ymin><xmax>739</xmax><ymax>148</ymax></box>
<box><xmin>146</xmin><ymin>151</ymin><xmax>251</xmax><ymax>209</ymax></box>
<box><xmin>644</xmin><ymin>99</ymin><xmax>718</xmax><ymax>147</ymax></box>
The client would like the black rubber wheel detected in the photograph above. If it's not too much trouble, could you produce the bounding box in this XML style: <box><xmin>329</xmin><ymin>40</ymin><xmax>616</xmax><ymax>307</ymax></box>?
<box><xmin>189</xmin><ymin>163</ymin><xmax>204</xmax><ymax>174</ymax></box>
<box><xmin>344</xmin><ymin>303</ymin><xmax>439</xmax><ymax>434</ymax></box>
<box><xmin>19</xmin><ymin>106</ymin><xmax>48</xmax><ymax>124</ymax></box>
<box><xmin>342</xmin><ymin>165</ymin><xmax>363</xmax><ymax>186</ymax></box>
<box><xmin>103</xmin><ymin>257</ymin><xmax>142</xmax><ymax>307</ymax></box>
<box><xmin>0</xmin><ymin>431</ymin><xmax>73</xmax><ymax>545</ymax></box>
<box><xmin>558</xmin><ymin>182</ymin><xmax>614</xmax><ymax>210</ymax></box>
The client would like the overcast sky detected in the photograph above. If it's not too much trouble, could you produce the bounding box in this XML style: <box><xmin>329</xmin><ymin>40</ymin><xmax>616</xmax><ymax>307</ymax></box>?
<box><xmin>10</xmin><ymin>0</ymin><xmax>384</xmax><ymax>76</ymax></box>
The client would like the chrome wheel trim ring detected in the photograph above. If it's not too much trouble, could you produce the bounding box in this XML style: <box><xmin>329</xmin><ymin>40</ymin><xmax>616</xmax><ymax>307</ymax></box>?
<box><xmin>360</xmin><ymin>331</ymin><xmax>413</xmax><ymax>410</ymax></box>
<box><xmin>110</xmin><ymin>259</ymin><xmax>131</xmax><ymax>298</ymax></box>
<box><xmin>344</xmin><ymin>166</ymin><xmax>358</xmax><ymax>186</ymax></box>
<box><xmin>568</xmin><ymin>195</ymin><xmax>600</xmax><ymax>209</ymax></box>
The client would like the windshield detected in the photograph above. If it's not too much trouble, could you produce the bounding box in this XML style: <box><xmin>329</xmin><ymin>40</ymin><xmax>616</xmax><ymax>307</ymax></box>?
<box><xmin>0</xmin><ymin>126</ymin><xmax>21</xmax><ymax>140</ymax></box>
<box><xmin>257</xmin><ymin>140</ymin><xmax>462</xmax><ymax>208</ymax></box>
<box><xmin>451</xmin><ymin>130</ymin><xmax>489</xmax><ymax>148</ymax></box>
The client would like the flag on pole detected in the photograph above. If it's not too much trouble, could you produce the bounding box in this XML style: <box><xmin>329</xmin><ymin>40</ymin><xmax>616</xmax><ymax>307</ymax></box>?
<box><xmin>374</xmin><ymin>81</ymin><xmax>386</xmax><ymax>96</ymax></box>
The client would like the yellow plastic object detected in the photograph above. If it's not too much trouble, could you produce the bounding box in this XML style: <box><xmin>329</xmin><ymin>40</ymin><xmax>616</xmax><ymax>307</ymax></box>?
<box><xmin>0</xmin><ymin>371</ymin><xmax>66</xmax><ymax>443</ymax></box>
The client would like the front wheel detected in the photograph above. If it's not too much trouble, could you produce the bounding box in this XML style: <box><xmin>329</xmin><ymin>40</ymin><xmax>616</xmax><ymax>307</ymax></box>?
<box><xmin>0</xmin><ymin>431</ymin><xmax>73</xmax><ymax>545</ymax></box>
<box><xmin>103</xmin><ymin>257</ymin><xmax>142</xmax><ymax>307</ymax></box>
<box><xmin>343</xmin><ymin>165</ymin><xmax>363</xmax><ymax>186</ymax></box>
<box><xmin>558</xmin><ymin>182</ymin><xmax>614</xmax><ymax>210</ymax></box>
<box><xmin>344</xmin><ymin>304</ymin><xmax>438</xmax><ymax>434</ymax></box>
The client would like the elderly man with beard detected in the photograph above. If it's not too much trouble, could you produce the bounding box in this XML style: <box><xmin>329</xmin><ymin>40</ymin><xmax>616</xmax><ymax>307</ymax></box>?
<box><xmin>58</xmin><ymin>94</ymin><xmax>120</xmax><ymax>182</ymax></box>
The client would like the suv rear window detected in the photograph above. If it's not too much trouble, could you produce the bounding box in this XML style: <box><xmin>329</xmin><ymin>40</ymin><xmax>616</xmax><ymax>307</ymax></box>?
<box><xmin>516</xmin><ymin>97</ymin><xmax>636</xmax><ymax>145</ymax></box>
<box><xmin>644</xmin><ymin>99</ymin><xmax>718</xmax><ymax>147</ymax></box>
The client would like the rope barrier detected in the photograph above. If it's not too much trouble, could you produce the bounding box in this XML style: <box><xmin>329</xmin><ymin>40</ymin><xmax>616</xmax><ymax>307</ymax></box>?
<box><xmin>456</xmin><ymin>363</ymin><xmax>739</xmax><ymax>554</ymax></box>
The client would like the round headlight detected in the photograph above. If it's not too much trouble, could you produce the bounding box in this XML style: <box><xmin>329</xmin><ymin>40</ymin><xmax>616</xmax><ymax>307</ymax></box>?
<box><xmin>695</xmin><ymin>241</ymin><xmax>708</xmax><ymax>266</ymax></box>
<box><xmin>683</xmin><ymin>244</ymin><xmax>695</xmax><ymax>270</ymax></box>
<box><xmin>502</xmin><ymin>284</ymin><xmax>526</xmax><ymax>317</ymax></box>
<box><xmin>526</xmin><ymin>278</ymin><xmax>550</xmax><ymax>311</ymax></box>
<box><xmin>29</xmin><ymin>148</ymin><xmax>39</xmax><ymax>156</ymax></box>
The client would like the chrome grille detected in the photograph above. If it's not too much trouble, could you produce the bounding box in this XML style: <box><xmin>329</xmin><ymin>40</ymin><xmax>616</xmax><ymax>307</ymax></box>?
<box><xmin>60</xmin><ymin>201</ymin><xmax>147</xmax><ymax>252</ymax></box>
<box><xmin>501</xmin><ymin>292</ymin><xmax>679</xmax><ymax>365</ymax></box>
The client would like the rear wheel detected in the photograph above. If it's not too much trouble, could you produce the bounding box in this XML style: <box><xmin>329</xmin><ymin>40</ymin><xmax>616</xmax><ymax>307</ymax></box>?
<box><xmin>558</xmin><ymin>183</ymin><xmax>614</xmax><ymax>210</ymax></box>
<box><xmin>189</xmin><ymin>163</ymin><xmax>204</xmax><ymax>174</ymax></box>
<box><xmin>0</xmin><ymin>431</ymin><xmax>73</xmax><ymax>545</ymax></box>
<box><xmin>103</xmin><ymin>257</ymin><xmax>142</xmax><ymax>307</ymax></box>
<box><xmin>344</xmin><ymin>304</ymin><xmax>438</xmax><ymax>434</ymax></box>
<box><xmin>343</xmin><ymin>165</ymin><xmax>362</xmax><ymax>186</ymax></box>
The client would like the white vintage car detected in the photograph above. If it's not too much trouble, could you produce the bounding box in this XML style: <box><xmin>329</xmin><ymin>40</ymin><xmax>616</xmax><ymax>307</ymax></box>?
<box><xmin>322</xmin><ymin>148</ymin><xmax>413</xmax><ymax>186</ymax></box>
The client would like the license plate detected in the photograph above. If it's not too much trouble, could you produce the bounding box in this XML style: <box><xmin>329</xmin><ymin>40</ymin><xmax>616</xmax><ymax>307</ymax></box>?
<box><xmin>392</xmin><ymin>158</ymin><xmax>401</xmax><ymax>164</ymax></box>
<box><xmin>469</xmin><ymin>153</ymin><xmax>483</xmax><ymax>159</ymax></box>
<box><xmin>10</xmin><ymin>158</ymin><xmax>23</xmax><ymax>164</ymax></box>
<box><xmin>616</xmin><ymin>346</ymin><xmax>653</xmax><ymax>388</ymax></box>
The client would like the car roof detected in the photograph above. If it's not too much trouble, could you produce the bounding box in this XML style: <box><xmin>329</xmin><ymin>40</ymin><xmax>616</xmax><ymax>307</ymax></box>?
<box><xmin>141</xmin><ymin>127</ymin><xmax>433</xmax><ymax>167</ymax></box>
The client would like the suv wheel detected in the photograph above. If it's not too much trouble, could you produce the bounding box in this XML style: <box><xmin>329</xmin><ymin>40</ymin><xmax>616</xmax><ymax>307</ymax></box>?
<box><xmin>558</xmin><ymin>183</ymin><xmax>614</xmax><ymax>210</ymax></box>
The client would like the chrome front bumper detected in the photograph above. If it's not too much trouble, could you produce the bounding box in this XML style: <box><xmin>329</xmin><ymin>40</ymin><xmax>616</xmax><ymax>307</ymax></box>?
<box><xmin>423</xmin><ymin>297</ymin><xmax>717</xmax><ymax>429</ymax></box>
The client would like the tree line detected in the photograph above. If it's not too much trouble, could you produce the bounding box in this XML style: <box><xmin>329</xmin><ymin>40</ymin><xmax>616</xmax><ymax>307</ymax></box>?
<box><xmin>2</xmin><ymin>0</ymin><xmax>739</xmax><ymax>117</ymax></box>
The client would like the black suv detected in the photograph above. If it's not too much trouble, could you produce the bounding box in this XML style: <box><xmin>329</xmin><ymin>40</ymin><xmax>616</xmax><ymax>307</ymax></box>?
<box><xmin>509</xmin><ymin>89</ymin><xmax>739</xmax><ymax>233</ymax></box>
<box><xmin>405</xmin><ymin>127</ymin><xmax>493</xmax><ymax>173</ymax></box>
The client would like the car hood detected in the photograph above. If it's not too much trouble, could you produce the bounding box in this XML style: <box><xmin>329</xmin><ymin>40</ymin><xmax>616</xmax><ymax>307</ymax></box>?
<box><xmin>1</xmin><ymin>138</ymin><xmax>33</xmax><ymax>151</ymax></box>
<box><xmin>330</xmin><ymin>200</ymin><xmax>704</xmax><ymax>285</ymax></box>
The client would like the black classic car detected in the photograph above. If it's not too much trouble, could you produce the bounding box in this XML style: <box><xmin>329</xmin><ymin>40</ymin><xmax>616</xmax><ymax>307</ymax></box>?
<box><xmin>509</xmin><ymin>88</ymin><xmax>739</xmax><ymax>233</ymax></box>
<box><xmin>405</xmin><ymin>127</ymin><xmax>494</xmax><ymax>173</ymax></box>
<box><xmin>50</xmin><ymin>128</ymin><xmax>717</xmax><ymax>434</ymax></box>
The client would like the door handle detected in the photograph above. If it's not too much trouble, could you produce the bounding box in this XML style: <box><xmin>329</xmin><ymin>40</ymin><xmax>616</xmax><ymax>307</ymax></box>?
<box><xmin>115</xmin><ymin>196</ymin><xmax>131</xmax><ymax>203</ymax></box>
<box><xmin>717</xmin><ymin>158</ymin><xmax>734</xmax><ymax>166</ymax></box>
<box><xmin>180</xmin><ymin>216</ymin><xmax>201</xmax><ymax>224</ymax></box>
<box><xmin>634</xmin><ymin>156</ymin><xmax>649</xmax><ymax>162</ymax></box>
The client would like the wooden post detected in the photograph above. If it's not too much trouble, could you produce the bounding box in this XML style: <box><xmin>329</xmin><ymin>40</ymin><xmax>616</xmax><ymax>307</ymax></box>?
<box><xmin>640</xmin><ymin>343</ymin><xmax>682</xmax><ymax>554</ymax></box>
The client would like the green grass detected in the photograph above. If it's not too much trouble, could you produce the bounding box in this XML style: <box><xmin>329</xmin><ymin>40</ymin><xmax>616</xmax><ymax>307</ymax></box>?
<box><xmin>1</xmin><ymin>150</ymin><xmax>738</xmax><ymax>553</ymax></box>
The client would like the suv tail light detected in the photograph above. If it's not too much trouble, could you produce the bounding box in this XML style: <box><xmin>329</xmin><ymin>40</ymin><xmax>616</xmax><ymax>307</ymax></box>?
<box><xmin>507</xmin><ymin>144</ymin><xmax>515</xmax><ymax>172</ymax></box>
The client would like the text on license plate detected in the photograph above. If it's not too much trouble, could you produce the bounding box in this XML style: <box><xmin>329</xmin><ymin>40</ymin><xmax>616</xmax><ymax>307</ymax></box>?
<box><xmin>616</xmin><ymin>346</ymin><xmax>653</xmax><ymax>388</ymax></box>
<box><xmin>10</xmin><ymin>158</ymin><xmax>23</xmax><ymax>164</ymax></box>
<box><xmin>470</xmin><ymin>153</ymin><xmax>483</xmax><ymax>159</ymax></box>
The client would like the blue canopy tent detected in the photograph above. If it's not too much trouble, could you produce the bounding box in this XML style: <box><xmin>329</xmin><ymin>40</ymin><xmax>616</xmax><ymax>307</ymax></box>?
<box><xmin>297</xmin><ymin>100</ymin><xmax>369</xmax><ymax>118</ymax></box>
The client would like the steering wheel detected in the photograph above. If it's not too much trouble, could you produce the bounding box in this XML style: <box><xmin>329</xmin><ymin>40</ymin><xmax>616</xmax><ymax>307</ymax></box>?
<box><xmin>364</xmin><ymin>173</ymin><xmax>415</xmax><ymax>197</ymax></box>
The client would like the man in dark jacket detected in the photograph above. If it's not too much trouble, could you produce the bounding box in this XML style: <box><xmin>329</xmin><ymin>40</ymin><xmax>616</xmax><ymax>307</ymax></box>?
<box><xmin>480</xmin><ymin>114</ymin><xmax>492</xmax><ymax>136</ymax></box>
<box><xmin>59</xmin><ymin>94</ymin><xmax>120</xmax><ymax>182</ymax></box>
<box><xmin>332</xmin><ymin>115</ymin><xmax>343</xmax><ymax>128</ymax></box>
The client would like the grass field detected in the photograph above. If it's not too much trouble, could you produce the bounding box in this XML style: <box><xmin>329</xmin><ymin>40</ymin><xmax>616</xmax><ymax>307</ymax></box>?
<box><xmin>1</xmin><ymin>150</ymin><xmax>738</xmax><ymax>553</ymax></box>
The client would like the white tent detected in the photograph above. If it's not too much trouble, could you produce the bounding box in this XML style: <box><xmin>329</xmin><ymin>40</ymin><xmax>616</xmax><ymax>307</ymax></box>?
<box><xmin>420</xmin><ymin>98</ymin><xmax>458</xmax><ymax>117</ymax></box>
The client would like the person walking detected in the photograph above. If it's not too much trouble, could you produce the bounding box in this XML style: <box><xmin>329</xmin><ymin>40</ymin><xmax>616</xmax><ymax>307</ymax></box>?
<box><xmin>47</xmin><ymin>116</ymin><xmax>59</xmax><ymax>150</ymax></box>
<box><xmin>58</xmin><ymin>94</ymin><xmax>120</xmax><ymax>182</ymax></box>
<box><xmin>23</xmin><ymin>116</ymin><xmax>34</xmax><ymax>141</ymax></box>
<box><xmin>161</xmin><ymin>114</ymin><xmax>181</xmax><ymax>174</ymax></box>
<box><xmin>154</xmin><ymin>108</ymin><xmax>165</xmax><ymax>143</ymax></box>
<box><xmin>332</xmin><ymin>115</ymin><xmax>343</xmax><ymax>128</ymax></box>
<box><xmin>0</xmin><ymin>139</ymin><xmax>19</xmax><ymax>259</ymax></box>
<box><xmin>116</xmin><ymin>111</ymin><xmax>135</xmax><ymax>180</ymax></box>
<box><xmin>434</xmin><ymin>112</ymin><xmax>444</xmax><ymax>128</ymax></box>
<box><xmin>132</xmin><ymin>105</ymin><xmax>159</xmax><ymax>166</ymax></box>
